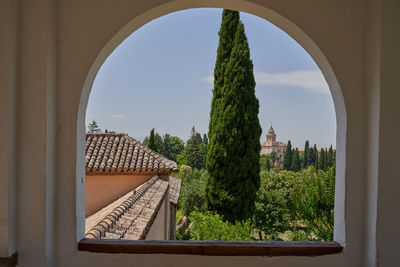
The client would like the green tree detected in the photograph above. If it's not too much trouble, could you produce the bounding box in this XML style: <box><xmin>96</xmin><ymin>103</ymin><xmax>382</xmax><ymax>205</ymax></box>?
<box><xmin>318</xmin><ymin>148</ymin><xmax>326</xmax><ymax>171</ymax></box>
<box><xmin>327</xmin><ymin>145</ymin><xmax>334</xmax><ymax>167</ymax></box>
<box><xmin>283</xmin><ymin>140</ymin><xmax>293</xmax><ymax>170</ymax></box>
<box><xmin>180</xmin><ymin>169</ymin><xmax>207</xmax><ymax>216</ymax></box>
<box><xmin>313</xmin><ymin>144</ymin><xmax>319</xmax><ymax>168</ymax></box>
<box><xmin>254</xmin><ymin>170</ymin><xmax>296</xmax><ymax>240</ymax></box>
<box><xmin>207</xmin><ymin>11</ymin><xmax>261</xmax><ymax>223</ymax></box>
<box><xmin>147</xmin><ymin>128</ymin><xmax>158</xmax><ymax>152</ymax></box>
<box><xmin>87</xmin><ymin>120</ymin><xmax>101</xmax><ymax>133</ymax></box>
<box><xmin>184</xmin><ymin>127</ymin><xmax>204</xmax><ymax>170</ymax></box>
<box><xmin>202</xmin><ymin>134</ymin><xmax>208</xmax><ymax>145</ymax></box>
<box><xmin>270</xmin><ymin>151</ymin><xmax>278</xmax><ymax>164</ymax></box>
<box><xmin>259</xmin><ymin>154</ymin><xmax>270</xmax><ymax>171</ymax></box>
<box><xmin>253</xmin><ymin>188</ymin><xmax>289</xmax><ymax>240</ymax></box>
<box><xmin>179</xmin><ymin>165</ymin><xmax>192</xmax><ymax>179</ymax></box>
<box><xmin>160</xmin><ymin>133</ymin><xmax>171</xmax><ymax>158</ymax></box>
<box><xmin>159</xmin><ymin>134</ymin><xmax>185</xmax><ymax>161</ymax></box>
<box><xmin>308</xmin><ymin>146</ymin><xmax>315</xmax><ymax>167</ymax></box>
<box><xmin>260</xmin><ymin>170</ymin><xmax>297</xmax><ymax>201</ymax></box>
<box><xmin>303</xmin><ymin>140</ymin><xmax>310</xmax><ymax>168</ymax></box>
<box><xmin>170</xmin><ymin>136</ymin><xmax>185</xmax><ymax>161</ymax></box>
<box><xmin>291</xmin><ymin>148</ymin><xmax>301</xmax><ymax>172</ymax></box>
<box><xmin>290</xmin><ymin>166</ymin><xmax>335</xmax><ymax>240</ymax></box>
<box><xmin>266</xmin><ymin>159</ymin><xmax>271</xmax><ymax>171</ymax></box>
<box><xmin>211</xmin><ymin>9</ymin><xmax>239</xmax><ymax>108</ymax></box>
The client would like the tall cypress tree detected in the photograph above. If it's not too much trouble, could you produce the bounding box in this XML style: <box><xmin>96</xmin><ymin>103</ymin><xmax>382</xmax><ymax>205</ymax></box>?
<box><xmin>308</xmin><ymin>146</ymin><xmax>315</xmax><ymax>167</ymax></box>
<box><xmin>283</xmin><ymin>140</ymin><xmax>293</xmax><ymax>170</ymax></box>
<box><xmin>203</xmin><ymin>134</ymin><xmax>209</xmax><ymax>145</ymax></box>
<box><xmin>303</xmin><ymin>140</ymin><xmax>310</xmax><ymax>168</ymax></box>
<box><xmin>209</xmin><ymin>10</ymin><xmax>239</xmax><ymax>124</ymax></box>
<box><xmin>206</xmin><ymin>11</ymin><xmax>261</xmax><ymax>223</ymax></box>
<box><xmin>314</xmin><ymin>144</ymin><xmax>319</xmax><ymax>168</ymax></box>
<box><xmin>319</xmin><ymin>148</ymin><xmax>326</xmax><ymax>171</ymax></box>
<box><xmin>327</xmin><ymin>145</ymin><xmax>334</xmax><ymax>167</ymax></box>
<box><xmin>148</xmin><ymin>128</ymin><xmax>158</xmax><ymax>152</ymax></box>
<box><xmin>291</xmin><ymin>148</ymin><xmax>301</xmax><ymax>172</ymax></box>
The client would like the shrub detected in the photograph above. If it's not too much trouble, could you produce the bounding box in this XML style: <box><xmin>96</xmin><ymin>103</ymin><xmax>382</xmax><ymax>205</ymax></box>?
<box><xmin>188</xmin><ymin>211</ymin><xmax>253</xmax><ymax>241</ymax></box>
<box><xmin>253</xmin><ymin>188</ymin><xmax>290</xmax><ymax>240</ymax></box>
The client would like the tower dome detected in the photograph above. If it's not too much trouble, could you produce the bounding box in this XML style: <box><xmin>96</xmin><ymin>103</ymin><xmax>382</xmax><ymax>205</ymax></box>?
<box><xmin>268</xmin><ymin>125</ymin><xmax>275</xmax><ymax>134</ymax></box>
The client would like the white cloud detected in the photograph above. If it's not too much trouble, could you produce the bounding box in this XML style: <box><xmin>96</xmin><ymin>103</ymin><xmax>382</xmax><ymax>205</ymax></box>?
<box><xmin>201</xmin><ymin>70</ymin><xmax>329</xmax><ymax>94</ymax></box>
<box><xmin>201</xmin><ymin>75</ymin><xmax>214</xmax><ymax>84</ymax></box>
<box><xmin>110</xmin><ymin>114</ymin><xmax>126</xmax><ymax>119</ymax></box>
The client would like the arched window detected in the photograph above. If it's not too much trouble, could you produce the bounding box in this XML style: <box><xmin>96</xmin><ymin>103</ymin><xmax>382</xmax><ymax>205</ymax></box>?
<box><xmin>77</xmin><ymin>5</ymin><xmax>346</xmax><ymax>256</ymax></box>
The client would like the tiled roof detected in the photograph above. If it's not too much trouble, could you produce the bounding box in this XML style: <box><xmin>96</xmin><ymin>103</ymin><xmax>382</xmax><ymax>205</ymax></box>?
<box><xmin>85</xmin><ymin>176</ymin><xmax>169</xmax><ymax>240</ymax></box>
<box><xmin>85</xmin><ymin>133</ymin><xmax>177</xmax><ymax>175</ymax></box>
<box><xmin>169</xmin><ymin>176</ymin><xmax>181</xmax><ymax>206</ymax></box>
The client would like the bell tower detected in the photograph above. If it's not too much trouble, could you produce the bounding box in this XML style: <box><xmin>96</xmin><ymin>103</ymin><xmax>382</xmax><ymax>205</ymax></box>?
<box><xmin>266</xmin><ymin>125</ymin><xmax>276</xmax><ymax>143</ymax></box>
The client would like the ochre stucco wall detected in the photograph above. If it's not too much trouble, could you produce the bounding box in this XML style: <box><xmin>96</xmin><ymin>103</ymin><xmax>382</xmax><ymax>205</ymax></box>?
<box><xmin>85</xmin><ymin>174</ymin><xmax>151</xmax><ymax>217</ymax></box>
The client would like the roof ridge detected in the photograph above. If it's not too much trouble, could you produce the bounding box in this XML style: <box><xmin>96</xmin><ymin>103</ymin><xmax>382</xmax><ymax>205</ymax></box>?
<box><xmin>85</xmin><ymin>133</ymin><xmax>178</xmax><ymax>174</ymax></box>
<box><xmin>120</xmin><ymin>178</ymin><xmax>164</xmax><ymax>240</ymax></box>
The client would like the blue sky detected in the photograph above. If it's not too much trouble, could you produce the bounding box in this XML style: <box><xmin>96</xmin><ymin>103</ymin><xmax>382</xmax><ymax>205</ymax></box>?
<box><xmin>86</xmin><ymin>8</ymin><xmax>336</xmax><ymax>148</ymax></box>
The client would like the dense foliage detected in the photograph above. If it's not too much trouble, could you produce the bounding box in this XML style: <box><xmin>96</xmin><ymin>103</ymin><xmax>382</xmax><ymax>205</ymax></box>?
<box><xmin>283</xmin><ymin>140</ymin><xmax>335</xmax><ymax>172</ymax></box>
<box><xmin>187</xmin><ymin>211</ymin><xmax>253</xmax><ymax>241</ymax></box>
<box><xmin>253</xmin><ymin>188</ymin><xmax>289</xmax><ymax>240</ymax></box>
<box><xmin>290</xmin><ymin>166</ymin><xmax>335</xmax><ymax>240</ymax></box>
<box><xmin>253</xmin><ymin>166</ymin><xmax>335</xmax><ymax>241</ymax></box>
<box><xmin>206</xmin><ymin>9</ymin><xmax>261</xmax><ymax>223</ymax></box>
<box><xmin>176</xmin><ymin>165</ymin><xmax>335</xmax><ymax>241</ymax></box>
<box><xmin>177</xmin><ymin>167</ymin><xmax>207</xmax><ymax>216</ymax></box>
<box><xmin>143</xmin><ymin>129</ymin><xmax>185</xmax><ymax>162</ymax></box>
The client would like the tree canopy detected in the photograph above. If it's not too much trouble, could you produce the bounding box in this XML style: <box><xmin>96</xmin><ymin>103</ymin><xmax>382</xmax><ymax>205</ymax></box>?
<box><xmin>87</xmin><ymin>120</ymin><xmax>101</xmax><ymax>133</ymax></box>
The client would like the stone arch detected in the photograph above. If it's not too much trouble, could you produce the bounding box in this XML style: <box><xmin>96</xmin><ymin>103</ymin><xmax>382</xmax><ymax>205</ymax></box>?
<box><xmin>77</xmin><ymin>0</ymin><xmax>346</xmax><ymax>243</ymax></box>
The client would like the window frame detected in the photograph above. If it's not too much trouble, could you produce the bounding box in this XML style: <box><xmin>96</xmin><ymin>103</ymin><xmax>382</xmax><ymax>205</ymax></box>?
<box><xmin>78</xmin><ymin>239</ymin><xmax>343</xmax><ymax>256</ymax></box>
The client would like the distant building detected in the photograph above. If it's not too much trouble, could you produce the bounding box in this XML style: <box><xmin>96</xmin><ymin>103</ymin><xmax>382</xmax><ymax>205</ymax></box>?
<box><xmin>260</xmin><ymin>126</ymin><xmax>287</xmax><ymax>162</ymax></box>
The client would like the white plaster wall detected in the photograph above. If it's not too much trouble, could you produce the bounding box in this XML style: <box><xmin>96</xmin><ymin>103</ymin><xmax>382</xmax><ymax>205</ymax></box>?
<box><xmin>0</xmin><ymin>0</ymin><xmax>18</xmax><ymax>258</ymax></box>
<box><xmin>376</xmin><ymin>0</ymin><xmax>400</xmax><ymax>266</ymax></box>
<box><xmin>1</xmin><ymin>0</ymin><xmax>399</xmax><ymax>266</ymax></box>
<box><xmin>146</xmin><ymin>197</ymin><xmax>167</xmax><ymax>241</ymax></box>
<box><xmin>362</xmin><ymin>1</ymin><xmax>381</xmax><ymax>266</ymax></box>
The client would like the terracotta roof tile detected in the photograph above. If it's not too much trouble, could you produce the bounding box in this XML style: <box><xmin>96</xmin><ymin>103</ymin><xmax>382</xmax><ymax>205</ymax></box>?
<box><xmin>85</xmin><ymin>133</ymin><xmax>177</xmax><ymax>175</ymax></box>
<box><xmin>169</xmin><ymin>176</ymin><xmax>181</xmax><ymax>206</ymax></box>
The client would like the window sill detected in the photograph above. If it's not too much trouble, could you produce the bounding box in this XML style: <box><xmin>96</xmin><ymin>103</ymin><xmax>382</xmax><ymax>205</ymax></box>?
<box><xmin>78</xmin><ymin>239</ymin><xmax>343</xmax><ymax>256</ymax></box>
<box><xmin>0</xmin><ymin>252</ymin><xmax>18</xmax><ymax>267</ymax></box>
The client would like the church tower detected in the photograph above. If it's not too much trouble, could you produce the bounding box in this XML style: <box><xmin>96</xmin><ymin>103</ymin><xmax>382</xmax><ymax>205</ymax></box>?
<box><xmin>260</xmin><ymin>125</ymin><xmax>286</xmax><ymax>161</ymax></box>
<box><xmin>266</xmin><ymin>125</ymin><xmax>276</xmax><ymax>143</ymax></box>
